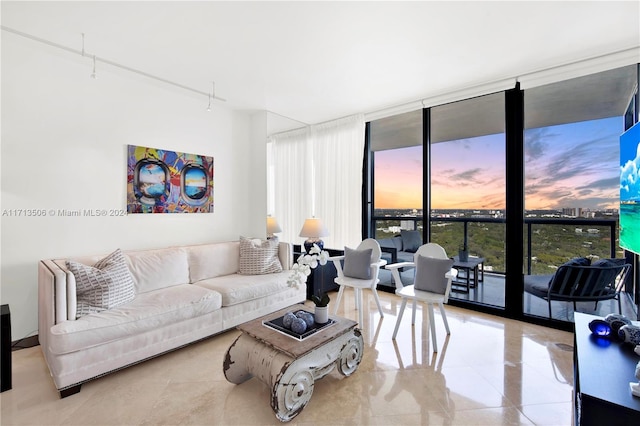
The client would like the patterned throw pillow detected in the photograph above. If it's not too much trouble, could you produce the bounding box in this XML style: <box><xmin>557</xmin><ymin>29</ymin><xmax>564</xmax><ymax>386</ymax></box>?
<box><xmin>414</xmin><ymin>255</ymin><xmax>454</xmax><ymax>294</ymax></box>
<box><xmin>67</xmin><ymin>249</ymin><xmax>136</xmax><ymax>318</ymax></box>
<box><xmin>238</xmin><ymin>236</ymin><xmax>283</xmax><ymax>275</ymax></box>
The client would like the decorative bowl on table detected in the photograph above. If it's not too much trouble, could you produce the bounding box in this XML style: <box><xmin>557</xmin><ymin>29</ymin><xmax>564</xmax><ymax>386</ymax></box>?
<box><xmin>263</xmin><ymin>310</ymin><xmax>336</xmax><ymax>340</ymax></box>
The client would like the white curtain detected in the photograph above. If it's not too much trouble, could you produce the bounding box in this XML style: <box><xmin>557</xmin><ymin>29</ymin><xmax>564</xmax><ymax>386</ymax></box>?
<box><xmin>268</xmin><ymin>114</ymin><xmax>365</xmax><ymax>250</ymax></box>
<box><xmin>311</xmin><ymin>114</ymin><xmax>365</xmax><ymax>249</ymax></box>
<box><xmin>269</xmin><ymin>127</ymin><xmax>311</xmax><ymax>246</ymax></box>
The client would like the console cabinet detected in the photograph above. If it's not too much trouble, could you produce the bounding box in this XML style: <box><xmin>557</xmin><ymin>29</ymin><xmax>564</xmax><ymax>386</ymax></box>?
<box><xmin>573</xmin><ymin>313</ymin><xmax>640</xmax><ymax>425</ymax></box>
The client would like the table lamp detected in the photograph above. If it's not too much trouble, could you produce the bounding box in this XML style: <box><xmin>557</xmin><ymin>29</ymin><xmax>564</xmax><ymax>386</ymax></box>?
<box><xmin>266</xmin><ymin>216</ymin><xmax>282</xmax><ymax>239</ymax></box>
<box><xmin>299</xmin><ymin>217</ymin><xmax>329</xmax><ymax>253</ymax></box>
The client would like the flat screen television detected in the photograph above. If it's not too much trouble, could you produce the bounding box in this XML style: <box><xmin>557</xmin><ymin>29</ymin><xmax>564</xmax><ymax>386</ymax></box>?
<box><xmin>620</xmin><ymin>120</ymin><xmax>640</xmax><ymax>255</ymax></box>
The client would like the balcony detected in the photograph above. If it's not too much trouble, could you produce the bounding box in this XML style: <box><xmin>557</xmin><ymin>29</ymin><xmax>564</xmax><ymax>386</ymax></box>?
<box><xmin>373</xmin><ymin>214</ymin><xmax>638</xmax><ymax>322</ymax></box>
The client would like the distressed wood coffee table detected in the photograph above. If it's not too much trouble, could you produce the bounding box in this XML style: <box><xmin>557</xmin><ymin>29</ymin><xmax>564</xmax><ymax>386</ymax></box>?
<box><xmin>223</xmin><ymin>306</ymin><xmax>363</xmax><ymax>422</ymax></box>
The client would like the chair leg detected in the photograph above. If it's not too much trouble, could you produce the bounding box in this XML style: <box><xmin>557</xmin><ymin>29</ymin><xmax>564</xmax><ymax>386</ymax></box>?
<box><xmin>411</xmin><ymin>300</ymin><xmax>417</xmax><ymax>325</ymax></box>
<box><xmin>392</xmin><ymin>298</ymin><xmax>408</xmax><ymax>339</ymax></box>
<box><xmin>439</xmin><ymin>303</ymin><xmax>450</xmax><ymax>335</ymax></box>
<box><xmin>617</xmin><ymin>295</ymin><xmax>622</xmax><ymax>314</ymax></box>
<box><xmin>427</xmin><ymin>303</ymin><xmax>438</xmax><ymax>352</ymax></box>
<box><xmin>371</xmin><ymin>287</ymin><xmax>384</xmax><ymax>318</ymax></box>
<box><xmin>548</xmin><ymin>300</ymin><xmax>552</xmax><ymax>319</ymax></box>
<box><xmin>333</xmin><ymin>285</ymin><xmax>345</xmax><ymax>315</ymax></box>
<box><xmin>357</xmin><ymin>289</ymin><xmax>363</xmax><ymax>326</ymax></box>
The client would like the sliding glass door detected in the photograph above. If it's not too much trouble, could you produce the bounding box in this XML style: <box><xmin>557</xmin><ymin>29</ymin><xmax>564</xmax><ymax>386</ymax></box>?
<box><xmin>430</xmin><ymin>93</ymin><xmax>506</xmax><ymax>308</ymax></box>
<box><xmin>522</xmin><ymin>65</ymin><xmax>639</xmax><ymax>322</ymax></box>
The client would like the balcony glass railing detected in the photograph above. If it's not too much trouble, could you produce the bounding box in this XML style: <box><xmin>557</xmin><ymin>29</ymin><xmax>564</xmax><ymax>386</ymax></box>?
<box><xmin>372</xmin><ymin>215</ymin><xmax>620</xmax><ymax>276</ymax></box>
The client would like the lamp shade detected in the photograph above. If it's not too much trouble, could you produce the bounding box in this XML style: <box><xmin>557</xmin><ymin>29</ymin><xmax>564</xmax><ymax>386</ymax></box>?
<box><xmin>299</xmin><ymin>218</ymin><xmax>329</xmax><ymax>238</ymax></box>
<box><xmin>266</xmin><ymin>216</ymin><xmax>282</xmax><ymax>234</ymax></box>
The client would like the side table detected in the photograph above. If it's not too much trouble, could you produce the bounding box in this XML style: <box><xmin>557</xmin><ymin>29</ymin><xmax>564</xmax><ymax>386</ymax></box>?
<box><xmin>450</xmin><ymin>255</ymin><xmax>485</xmax><ymax>293</ymax></box>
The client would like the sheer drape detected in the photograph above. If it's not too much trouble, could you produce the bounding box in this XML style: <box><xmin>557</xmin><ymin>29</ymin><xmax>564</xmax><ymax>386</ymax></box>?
<box><xmin>311</xmin><ymin>114</ymin><xmax>365</xmax><ymax>249</ymax></box>
<box><xmin>268</xmin><ymin>114</ymin><xmax>365</xmax><ymax>249</ymax></box>
<box><xmin>269</xmin><ymin>127</ymin><xmax>311</xmax><ymax>246</ymax></box>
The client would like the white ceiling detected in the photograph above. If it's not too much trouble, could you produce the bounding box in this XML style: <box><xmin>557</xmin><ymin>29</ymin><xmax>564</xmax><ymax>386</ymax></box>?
<box><xmin>2</xmin><ymin>1</ymin><xmax>639</xmax><ymax>127</ymax></box>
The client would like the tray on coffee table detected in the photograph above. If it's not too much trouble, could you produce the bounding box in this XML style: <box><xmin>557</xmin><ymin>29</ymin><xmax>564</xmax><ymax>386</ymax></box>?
<box><xmin>263</xmin><ymin>311</ymin><xmax>336</xmax><ymax>341</ymax></box>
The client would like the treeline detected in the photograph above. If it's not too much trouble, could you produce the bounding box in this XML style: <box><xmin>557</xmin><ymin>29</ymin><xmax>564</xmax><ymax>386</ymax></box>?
<box><xmin>376</xmin><ymin>221</ymin><xmax>615</xmax><ymax>275</ymax></box>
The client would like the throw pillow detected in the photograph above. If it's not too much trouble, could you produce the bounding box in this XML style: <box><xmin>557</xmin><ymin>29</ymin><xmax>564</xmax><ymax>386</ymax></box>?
<box><xmin>550</xmin><ymin>257</ymin><xmax>591</xmax><ymax>293</ymax></box>
<box><xmin>67</xmin><ymin>248</ymin><xmax>136</xmax><ymax>318</ymax></box>
<box><xmin>238</xmin><ymin>236</ymin><xmax>283</xmax><ymax>275</ymax></box>
<box><xmin>414</xmin><ymin>255</ymin><xmax>454</xmax><ymax>294</ymax></box>
<box><xmin>343</xmin><ymin>246</ymin><xmax>373</xmax><ymax>280</ymax></box>
<box><xmin>591</xmin><ymin>258</ymin><xmax>626</xmax><ymax>267</ymax></box>
<box><xmin>401</xmin><ymin>230</ymin><xmax>422</xmax><ymax>253</ymax></box>
<box><xmin>590</xmin><ymin>258</ymin><xmax>627</xmax><ymax>290</ymax></box>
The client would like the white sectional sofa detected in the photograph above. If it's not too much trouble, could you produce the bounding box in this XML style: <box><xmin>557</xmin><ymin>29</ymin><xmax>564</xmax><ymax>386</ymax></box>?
<box><xmin>38</xmin><ymin>240</ymin><xmax>304</xmax><ymax>397</ymax></box>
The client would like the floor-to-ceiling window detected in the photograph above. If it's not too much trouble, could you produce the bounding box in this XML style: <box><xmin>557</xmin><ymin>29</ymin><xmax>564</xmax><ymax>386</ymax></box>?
<box><xmin>370</xmin><ymin>109</ymin><xmax>423</xmax><ymax>236</ymax></box>
<box><xmin>369</xmin><ymin>110</ymin><xmax>423</xmax><ymax>290</ymax></box>
<box><xmin>365</xmin><ymin>63</ymin><xmax>639</xmax><ymax>326</ymax></box>
<box><xmin>522</xmin><ymin>65</ymin><xmax>639</xmax><ymax>322</ymax></box>
<box><xmin>430</xmin><ymin>93</ymin><xmax>506</xmax><ymax>308</ymax></box>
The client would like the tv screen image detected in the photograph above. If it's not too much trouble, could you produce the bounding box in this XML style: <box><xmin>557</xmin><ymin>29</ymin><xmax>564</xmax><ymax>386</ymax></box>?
<box><xmin>620</xmin><ymin>121</ymin><xmax>640</xmax><ymax>255</ymax></box>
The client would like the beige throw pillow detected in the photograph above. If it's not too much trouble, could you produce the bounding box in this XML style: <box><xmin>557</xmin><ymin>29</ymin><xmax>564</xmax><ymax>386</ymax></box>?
<box><xmin>238</xmin><ymin>236</ymin><xmax>283</xmax><ymax>275</ymax></box>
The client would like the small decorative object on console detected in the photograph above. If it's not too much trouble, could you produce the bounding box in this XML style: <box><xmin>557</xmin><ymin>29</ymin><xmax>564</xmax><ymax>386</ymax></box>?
<box><xmin>619</xmin><ymin>324</ymin><xmax>640</xmax><ymax>346</ymax></box>
<box><xmin>631</xmin><ymin>361</ymin><xmax>640</xmax><ymax>398</ymax></box>
<box><xmin>589</xmin><ymin>319</ymin><xmax>613</xmax><ymax>337</ymax></box>
<box><xmin>605</xmin><ymin>313</ymin><xmax>633</xmax><ymax>335</ymax></box>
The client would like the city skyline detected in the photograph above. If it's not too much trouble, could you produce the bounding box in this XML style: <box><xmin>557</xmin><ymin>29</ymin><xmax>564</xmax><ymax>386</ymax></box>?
<box><xmin>375</xmin><ymin>116</ymin><xmax>623</xmax><ymax>211</ymax></box>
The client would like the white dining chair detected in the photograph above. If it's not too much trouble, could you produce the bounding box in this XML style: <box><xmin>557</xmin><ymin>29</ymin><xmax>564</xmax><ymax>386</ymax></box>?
<box><xmin>385</xmin><ymin>243</ymin><xmax>457</xmax><ymax>352</ymax></box>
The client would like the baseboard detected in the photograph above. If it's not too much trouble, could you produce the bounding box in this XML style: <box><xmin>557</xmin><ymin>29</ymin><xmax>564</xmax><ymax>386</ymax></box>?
<box><xmin>11</xmin><ymin>335</ymin><xmax>39</xmax><ymax>351</ymax></box>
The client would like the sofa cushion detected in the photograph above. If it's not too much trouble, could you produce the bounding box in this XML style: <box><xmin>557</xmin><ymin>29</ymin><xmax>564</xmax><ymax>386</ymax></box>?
<box><xmin>238</xmin><ymin>236</ymin><xmax>282</xmax><ymax>275</ymax></box>
<box><xmin>66</xmin><ymin>249</ymin><xmax>136</xmax><ymax>318</ymax></box>
<box><xmin>125</xmin><ymin>247</ymin><xmax>190</xmax><ymax>293</ymax></box>
<box><xmin>401</xmin><ymin>230</ymin><xmax>422</xmax><ymax>253</ymax></box>
<box><xmin>343</xmin><ymin>247</ymin><xmax>372</xmax><ymax>279</ymax></box>
<box><xmin>49</xmin><ymin>284</ymin><xmax>222</xmax><ymax>355</ymax></box>
<box><xmin>194</xmin><ymin>271</ymin><xmax>291</xmax><ymax>307</ymax></box>
<box><xmin>188</xmin><ymin>242</ymin><xmax>240</xmax><ymax>282</ymax></box>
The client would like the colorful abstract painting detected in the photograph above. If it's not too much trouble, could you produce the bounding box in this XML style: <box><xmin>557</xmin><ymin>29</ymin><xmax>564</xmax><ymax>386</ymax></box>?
<box><xmin>127</xmin><ymin>145</ymin><xmax>214</xmax><ymax>213</ymax></box>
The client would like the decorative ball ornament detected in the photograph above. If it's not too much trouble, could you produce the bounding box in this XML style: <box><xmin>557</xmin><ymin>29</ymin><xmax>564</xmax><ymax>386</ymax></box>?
<box><xmin>290</xmin><ymin>317</ymin><xmax>308</xmax><ymax>334</ymax></box>
<box><xmin>283</xmin><ymin>312</ymin><xmax>296</xmax><ymax>329</ymax></box>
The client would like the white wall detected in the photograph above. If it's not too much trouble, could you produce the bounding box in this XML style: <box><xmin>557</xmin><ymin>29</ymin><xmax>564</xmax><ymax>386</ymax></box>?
<box><xmin>1</xmin><ymin>32</ymin><xmax>267</xmax><ymax>339</ymax></box>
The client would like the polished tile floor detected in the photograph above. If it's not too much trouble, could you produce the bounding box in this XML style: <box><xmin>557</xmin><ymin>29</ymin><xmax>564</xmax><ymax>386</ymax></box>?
<box><xmin>1</xmin><ymin>291</ymin><xmax>575</xmax><ymax>425</ymax></box>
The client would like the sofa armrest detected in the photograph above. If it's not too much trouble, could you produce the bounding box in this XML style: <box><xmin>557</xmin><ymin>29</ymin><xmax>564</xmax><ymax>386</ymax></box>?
<box><xmin>278</xmin><ymin>242</ymin><xmax>293</xmax><ymax>270</ymax></box>
<box><xmin>39</xmin><ymin>260</ymin><xmax>72</xmax><ymax>325</ymax></box>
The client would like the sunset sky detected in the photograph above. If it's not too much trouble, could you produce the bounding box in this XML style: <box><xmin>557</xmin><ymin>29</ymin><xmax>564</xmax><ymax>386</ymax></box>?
<box><xmin>374</xmin><ymin>116</ymin><xmax>623</xmax><ymax>210</ymax></box>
